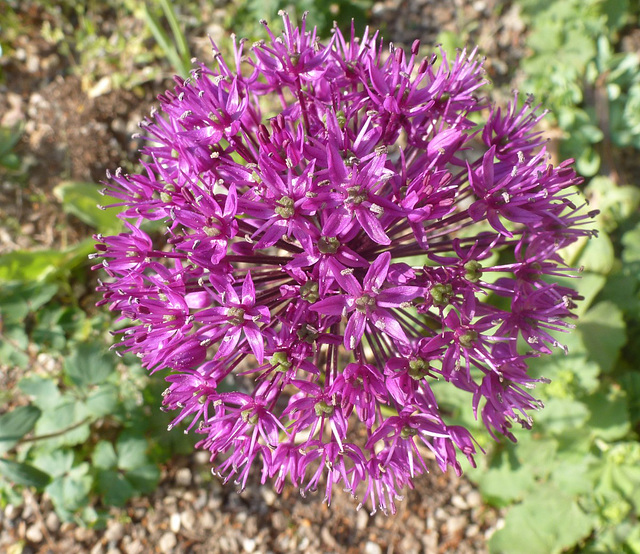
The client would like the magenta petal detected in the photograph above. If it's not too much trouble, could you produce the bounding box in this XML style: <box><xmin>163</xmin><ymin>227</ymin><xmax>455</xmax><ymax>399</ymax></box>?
<box><xmin>482</xmin><ymin>145</ymin><xmax>496</xmax><ymax>189</ymax></box>
<box><xmin>371</xmin><ymin>309</ymin><xmax>409</xmax><ymax>344</ymax></box>
<box><xmin>322</xmin><ymin>209</ymin><xmax>352</xmax><ymax>237</ymax></box>
<box><xmin>254</xmin><ymin>221</ymin><xmax>287</xmax><ymax>249</ymax></box>
<box><xmin>356</xmin><ymin>210</ymin><xmax>391</xmax><ymax>246</ymax></box>
<box><xmin>365</xmin><ymin>251</ymin><xmax>391</xmax><ymax>290</ymax></box>
<box><xmin>377</xmin><ymin>286</ymin><xmax>422</xmax><ymax>307</ymax></box>
<box><xmin>332</xmin><ymin>267</ymin><xmax>362</xmax><ymax>297</ymax></box>
<box><xmin>244</xmin><ymin>324</ymin><xmax>265</xmax><ymax>363</ymax></box>
<box><xmin>242</xmin><ymin>272</ymin><xmax>255</xmax><ymax>305</ymax></box>
<box><xmin>216</xmin><ymin>328</ymin><xmax>241</xmax><ymax>359</ymax></box>
<box><xmin>344</xmin><ymin>311</ymin><xmax>366</xmax><ymax>350</ymax></box>
<box><xmin>185</xmin><ymin>291</ymin><xmax>210</xmax><ymax>309</ymax></box>
<box><xmin>310</xmin><ymin>295</ymin><xmax>348</xmax><ymax>315</ymax></box>
<box><xmin>224</xmin><ymin>184</ymin><xmax>238</xmax><ymax>217</ymax></box>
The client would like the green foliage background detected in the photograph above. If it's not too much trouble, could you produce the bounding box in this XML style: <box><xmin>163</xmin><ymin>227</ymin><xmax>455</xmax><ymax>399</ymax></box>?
<box><xmin>0</xmin><ymin>1</ymin><xmax>639</xmax><ymax>551</ymax></box>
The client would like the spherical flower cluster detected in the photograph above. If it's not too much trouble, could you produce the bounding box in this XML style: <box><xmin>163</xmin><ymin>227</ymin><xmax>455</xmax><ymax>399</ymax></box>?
<box><xmin>94</xmin><ymin>14</ymin><xmax>596</xmax><ymax>513</ymax></box>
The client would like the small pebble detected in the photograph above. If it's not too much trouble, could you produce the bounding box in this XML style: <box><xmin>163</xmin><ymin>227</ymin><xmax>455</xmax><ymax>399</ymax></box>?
<box><xmin>175</xmin><ymin>467</ymin><xmax>192</xmax><ymax>487</ymax></box>
<box><xmin>466</xmin><ymin>490</ymin><xmax>483</xmax><ymax>508</ymax></box>
<box><xmin>4</xmin><ymin>505</ymin><xmax>16</xmax><ymax>520</ymax></box>
<box><xmin>104</xmin><ymin>521</ymin><xmax>125</xmax><ymax>542</ymax></box>
<box><xmin>124</xmin><ymin>539</ymin><xmax>145</xmax><ymax>554</ymax></box>
<box><xmin>200</xmin><ymin>511</ymin><xmax>215</xmax><ymax>530</ymax></box>
<box><xmin>158</xmin><ymin>531</ymin><xmax>177</xmax><ymax>553</ymax></box>
<box><xmin>448</xmin><ymin>515</ymin><xmax>468</xmax><ymax>536</ymax></box>
<box><xmin>169</xmin><ymin>512</ymin><xmax>181</xmax><ymax>533</ymax></box>
<box><xmin>356</xmin><ymin>508</ymin><xmax>369</xmax><ymax>530</ymax></box>
<box><xmin>260</xmin><ymin>488</ymin><xmax>277</xmax><ymax>506</ymax></box>
<box><xmin>364</xmin><ymin>541</ymin><xmax>382</xmax><ymax>554</ymax></box>
<box><xmin>194</xmin><ymin>490</ymin><xmax>208</xmax><ymax>510</ymax></box>
<box><xmin>242</xmin><ymin>537</ymin><xmax>256</xmax><ymax>553</ymax></box>
<box><xmin>45</xmin><ymin>512</ymin><xmax>60</xmax><ymax>532</ymax></box>
<box><xmin>90</xmin><ymin>542</ymin><xmax>105</xmax><ymax>554</ymax></box>
<box><xmin>25</xmin><ymin>524</ymin><xmax>43</xmax><ymax>543</ymax></box>
<box><xmin>451</xmin><ymin>494</ymin><xmax>468</xmax><ymax>510</ymax></box>
<box><xmin>434</xmin><ymin>507</ymin><xmax>448</xmax><ymax>521</ymax></box>
<box><xmin>181</xmin><ymin>510</ymin><xmax>196</xmax><ymax>531</ymax></box>
<box><xmin>74</xmin><ymin>526</ymin><xmax>93</xmax><ymax>542</ymax></box>
<box><xmin>321</xmin><ymin>527</ymin><xmax>338</xmax><ymax>549</ymax></box>
<box><xmin>466</xmin><ymin>523</ymin><xmax>480</xmax><ymax>538</ymax></box>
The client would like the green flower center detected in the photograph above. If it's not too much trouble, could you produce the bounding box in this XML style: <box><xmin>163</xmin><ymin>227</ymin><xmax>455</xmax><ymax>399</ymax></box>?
<box><xmin>300</xmin><ymin>281</ymin><xmax>319</xmax><ymax>303</ymax></box>
<box><xmin>318</xmin><ymin>236</ymin><xmax>340</xmax><ymax>254</ymax></box>
<box><xmin>408</xmin><ymin>358</ymin><xmax>430</xmax><ymax>380</ymax></box>
<box><xmin>459</xmin><ymin>330</ymin><xmax>478</xmax><ymax>348</ymax></box>
<box><xmin>227</xmin><ymin>307</ymin><xmax>245</xmax><ymax>326</ymax></box>
<box><xmin>431</xmin><ymin>283</ymin><xmax>453</xmax><ymax>306</ymax></box>
<box><xmin>401</xmin><ymin>426</ymin><xmax>417</xmax><ymax>439</ymax></box>
<box><xmin>275</xmin><ymin>196</ymin><xmax>295</xmax><ymax>219</ymax></box>
<box><xmin>355</xmin><ymin>293</ymin><xmax>376</xmax><ymax>313</ymax></box>
<box><xmin>269</xmin><ymin>351</ymin><xmax>292</xmax><ymax>373</ymax></box>
<box><xmin>314</xmin><ymin>400</ymin><xmax>334</xmax><ymax>417</ymax></box>
<box><xmin>464</xmin><ymin>260</ymin><xmax>483</xmax><ymax>282</ymax></box>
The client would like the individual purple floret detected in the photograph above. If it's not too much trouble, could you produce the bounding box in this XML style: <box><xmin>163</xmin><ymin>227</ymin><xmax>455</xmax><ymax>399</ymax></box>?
<box><xmin>93</xmin><ymin>13</ymin><xmax>596</xmax><ymax>514</ymax></box>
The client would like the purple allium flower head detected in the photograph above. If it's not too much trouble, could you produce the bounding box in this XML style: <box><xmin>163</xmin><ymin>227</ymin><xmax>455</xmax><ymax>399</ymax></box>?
<box><xmin>93</xmin><ymin>13</ymin><xmax>597</xmax><ymax>514</ymax></box>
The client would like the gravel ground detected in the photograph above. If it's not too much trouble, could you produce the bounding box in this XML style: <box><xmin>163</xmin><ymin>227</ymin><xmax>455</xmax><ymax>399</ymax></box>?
<box><xmin>2</xmin><ymin>451</ymin><xmax>503</xmax><ymax>553</ymax></box>
<box><xmin>0</xmin><ymin>1</ymin><xmax>527</xmax><ymax>552</ymax></box>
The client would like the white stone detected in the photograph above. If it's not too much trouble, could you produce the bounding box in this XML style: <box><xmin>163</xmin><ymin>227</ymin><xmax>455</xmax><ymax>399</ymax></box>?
<box><xmin>242</xmin><ymin>538</ymin><xmax>256</xmax><ymax>553</ymax></box>
<box><xmin>170</xmin><ymin>512</ymin><xmax>181</xmax><ymax>533</ymax></box>
<box><xmin>25</xmin><ymin>524</ymin><xmax>43</xmax><ymax>543</ymax></box>
<box><xmin>158</xmin><ymin>532</ymin><xmax>177</xmax><ymax>553</ymax></box>
<box><xmin>364</xmin><ymin>541</ymin><xmax>383</xmax><ymax>554</ymax></box>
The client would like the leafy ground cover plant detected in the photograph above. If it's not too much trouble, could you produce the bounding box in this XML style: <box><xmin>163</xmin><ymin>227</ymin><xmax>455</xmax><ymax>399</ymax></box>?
<box><xmin>454</xmin><ymin>1</ymin><xmax>640</xmax><ymax>550</ymax></box>
<box><xmin>0</xmin><ymin>182</ymin><xmax>194</xmax><ymax>525</ymax></box>
<box><xmin>472</xmin><ymin>176</ymin><xmax>640</xmax><ymax>553</ymax></box>
<box><xmin>93</xmin><ymin>13</ymin><xmax>596</xmax><ymax>514</ymax></box>
<box><xmin>517</xmin><ymin>0</ymin><xmax>640</xmax><ymax>177</ymax></box>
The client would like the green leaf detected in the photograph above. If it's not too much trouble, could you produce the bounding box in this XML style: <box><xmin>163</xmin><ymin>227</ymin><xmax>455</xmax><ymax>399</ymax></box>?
<box><xmin>578</xmin><ymin>232</ymin><xmax>615</xmax><ymax>275</ymax></box>
<box><xmin>0</xmin><ymin>324</ymin><xmax>29</xmax><ymax>368</ymax></box>
<box><xmin>584</xmin><ymin>389</ymin><xmax>630</xmax><ymax>441</ymax></box>
<box><xmin>489</xmin><ymin>487</ymin><xmax>594</xmax><ymax>554</ymax></box>
<box><xmin>576</xmin><ymin>146</ymin><xmax>601</xmax><ymax>176</ymax></box>
<box><xmin>124</xmin><ymin>463</ymin><xmax>160</xmax><ymax>494</ymax></box>
<box><xmin>586</xmin><ymin>177</ymin><xmax>640</xmax><ymax>233</ymax></box>
<box><xmin>0</xmin><ymin>405</ymin><xmax>41</xmax><ymax>455</ymax></box>
<box><xmin>514</xmin><ymin>434</ymin><xmax>558</xmax><ymax>479</ymax></box>
<box><xmin>0</xmin><ymin>282</ymin><xmax>58</xmax><ymax>324</ymax></box>
<box><xmin>92</xmin><ymin>441</ymin><xmax>118</xmax><ymax>470</ymax></box>
<box><xmin>64</xmin><ymin>342</ymin><xmax>115</xmax><ymax>388</ymax></box>
<box><xmin>0</xmin><ymin>249</ymin><xmax>67</xmax><ymax>282</ymax></box>
<box><xmin>577</xmin><ymin>301</ymin><xmax>626</xmax><ymax>373</ymax></box>
<box><xmin>18</xmin><ymin>376</ymin><xmax>62</xmax><ymax>411</ymax></box>
<box><xmin>596</xmin><ymin>272</ymin><xmax>640</xmax><ymax>315</ymax></box>
<box><xmin>622</xmin><ymin>222</ymin><xmax>640</xmax><ymax>264</ymax></box>
<box><xmin>549</xmin><ymin>459</ymin><xmax>593</xmax><ymax>496</ymax></box>
<box><xmin>116</xmin><ymin>435</ymin><xmax>149</xmax><ymax>470</ymax></box>
<box><xmin>84</xmin><ymin>384</ymin><xmax>119</xmax><ymax>418</ymax></box>
<box><xmin>0</xmin><ymin>459</ymin><xmax>51</xmax><ymax>488</ymax></box>
<box><xmin>45</xmin><ymin>464</ymin><xmax>92</xmax><ymax>521</ymax></box>
<box><xmin>477</xmin><ymin>447</ymin><xmax>536</xmax><ymax>506</ymax></box>
<box><xmin>96</xmin><ymin>469</ymin><xmax>135</xmax><ymax>507</ymax></box>
<box><xmin>53</xmin><ymin>181</ymin><xmax>121</xmax><ymax>233</ymax></box>
<box><xmin>593</xmin><ymin>443</ymin><xmax>640</xmax><ymax>503</ymax></box>
<box><xmin>529</xmin><ymin>354</ymin><xmax>600</xmax><ymax>398</ymax></box>
<box><xmin>619</xmin><ymin>371</ymin><xmax>640</xmax><ymax>424</ymax></box>
<box><xmin>536</xmin><ymin>398</ymin><xmax>590</xmax><ymax>434</ymax></box>
<box><xmin>601</xmin><ymin>0</ymin><xmax>630</xmax><ymax>32</ymax></box>
<box><xmin>31</xmin><ymin>396</ymin><xmax>90</xmax><ymax>449</ymax></box>
<box><xmin>31</xmin><ymin>449</ymin><xmax>74</xmax><ymax>478</ymax></box>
